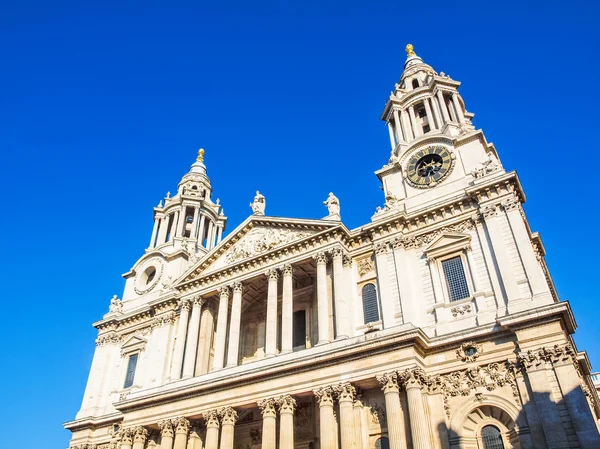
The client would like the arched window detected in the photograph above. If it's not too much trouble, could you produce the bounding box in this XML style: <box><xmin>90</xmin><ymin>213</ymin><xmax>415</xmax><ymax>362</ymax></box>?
<box><xmin>412</xmin><ymin>79</ymin><xmax>419</xmax><ymax>89</ymax></box>
<box><xmin>362</xmin><ymin>283</ymin><xmax>380</xmax><ymax>324</ymax></box>
<box><xmin>375</xmin><ymin>437</ymin><xmax>390</xmax><ymax>449</ymax></box>
<box><xmin>481</xmin><ymin>425</ymin><xmax>504</xmax><ymax>449</ymax></box>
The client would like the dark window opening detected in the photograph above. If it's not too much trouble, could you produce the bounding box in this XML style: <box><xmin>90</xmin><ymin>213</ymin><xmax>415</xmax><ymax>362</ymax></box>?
<box><xmin>442</xmin><ymin>256</ymin><xmax>470</xmax><ymax>301</ymax></box>
<box><xmin>423</xmin><ymin>124</ymin><xmax>431</xmax><ymax>134</ymax></box>
<box><xmin>123</xmin><ymin>353</ymin><xmax>138</xmax><ymax>388</ymax></box>
<box><xmin>186</xmin><ymin>215</ymin><xmax>194</xmax><ymax>223</ymax></box>
<box><xmin>362</xmin><ymin>283</ymin><xmax>380</xmax><ymax>324</ymax></box>
<box><xmin>376</xmin><ymin>437</ymin><xmax>390</xmax><ymax>449</ymax></box>
<box><xmin>482</xmin><ymin>425</ymin><xmax>504</xmax><ymax>449</ymax></box>
<box><xmin>412</xmin><ymin>79</ymin><xmax>419</xmax><ymax>89</ymax></box>
<box><xmin>293</xmin><ymin>310</ymin><xmax>306</xmax><ymax>348</ymax></box>
<box><xmin>145</xmin><ymin>267</ymin><xmax>156</xmax><ymax>285</ymax></box>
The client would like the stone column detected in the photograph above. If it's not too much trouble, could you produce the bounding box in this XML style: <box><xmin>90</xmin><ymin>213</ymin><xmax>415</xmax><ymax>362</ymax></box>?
<box><xmin>182</xmin><ymin>295</ymin><xmax>204</xmax><ymax>378</ymax></box>
<box><xmin>157</xmin><ymin>216</ymin><xmax>169</xmax><ymax>245</ymax></box>
<box><xmin>314</xmin><ymin>387</ymin><xmax>336</xmax><ymax>449</ymax></box>
<box><xmin>393</xmin><ymin>109</ymin><xmax>404</xmax><ymax>143</ymax></box>
<box><xmin>226</xmin><ymin>282</ymin><xmax>243</xmax><ymax>367</ymax></box>
<box><xmin>196</xmin><ymin>306</ymin><xmax>214</xmax><ymax>375</ymax></box>
<box><xmin>377</xmin><ymin>372</ymin><xmax>407</xmax><ymax>449</ymax></box>
<box><xmin>480</xmin><ymin>205</ymin><xmax>521</xmax><ymax>305</ymax></box>
<box><xmin>120</xmin><ymin>428</ymin><xmax>134</xmax><ymax>449</ymax></box>
<box><xmin>353</xmin><ymin>395</ymin><xmax>365</xmax><ymax>449</ymax></box>
<box><xmin>278</xmin><ymin>395</ymin><xmax>297</xmax><ymax>449</ymax></box>
<box><xmin>149</xmin><ymin>217</ymin><xmax>159</xmax><ymax>248</ymax></box>
<box><xmin>401</xmin><ymin>110</ymin><xmax>414</xmax><ymax>141</ymax></box>
<box><xmin>332</xmin><ymin>248</ymin><xmax>350</xmax><ymax>339</ymax></box>
<box><xmin>206</xmin><ymin>221</ymin><xmax>215</xmax><ymax>249</ymax></box>
<box><xmin>132</xmin><ymin>426</ymin><xmax>149</xmax><ymax>449</ymax></box>
<box><xmin>430</xmin><ymin>97</ymin><xmax>442</xmax><ymax>130</ymax></box>
<box><xmin>265</xmin><ymin>269</ymin><xmax>280</xmax><ymax>357</ymax></box>
<box><xmin>387</xmin><ymin>122</ymin><xmax>396</xmax><ymax>150</ymax></box>
<box><xmin>452</xmin><ymin>93</ymin><xmax>465</xmax><ymax>123</ymax></box>
<box><xmin>213</xmin><ymin>287</ymin><xmax>230</xmax><ymax>370</ymax></box>
<box><xmin>408</xmin><ymin>105</ymin><xmax>421</xmax><ymax>138</ymax></box>
<box><xmin>423</xmin><ymin>98</ymin><xmax>437</xmax><ymax>131</ymax></box>
<box><xmin>176</xmin><ymin>206</ymin><xmax>186</xmax><ymax>237</ymax></box>
<box><xmin>335</xmin><ymin>383</ymin><xmax>358</xmax><ymax>449</ymax></box>
<box><xmin>502</xmin><ymin>197</ymin><xmax>549</xmax><ymax>297</ymax></box>
<box><xmin>171</xmin><ymin>298</ymin><xmax>192</xmax><ymax>379</ymax></box>
<box><xmin>258</xmin><ymin>398</ymin><xmax>277</xmax><ymax>449</ymax></box>
<box><xmin>173</xmin><ymin>417</ymin><xmax>190</xmax><ymax>449</ymax></box>
<box><xmin>217</xmin><ymin>225</ymin><xmax>223</xmax><ymax>244</ymax></box>
<box><xmin>314</xmin><ymin>252</ymin><xmax>331</xmax><ymax>344</ymax></box>
<box><xmin>436</xmin><ymin>90</ymin><xmax>450</xmax><ymax>123</ymax></box>
<box><xmin>374</xmin><ymin>243</ymin><xmax>395</xmax><ymax>329</ymax></box>
<box><xmin>171</xmin><ymin>211</ymin><xmax>180</xmax><ymax>240</ymax></box>
<box><xmin>281</xmin><ymin>264</ymin><xmax>294</xmax><ymax>354</ymax></box>
<box><xmin>204</xmin><ymin>410</ymin><xmax>220</xmax><ymax>449</ymax></box>
<box><xmin>190</xmin><ymin>206</ymin><xmax>200</xmax><ymax>239</ymax></box>
<box><xmin>342</xmin><ymin>255</ymin><xmax>356</xmax><ymax>336</ymax></box>
<box><xmin>219</xmin><ymin>407</ymin><xmax>237</xmax><ymax>449</ymax></box>
<box><xmin>400</xmin><ymin>368</ymin><xmax>431</xmax><ymax>449</ymax></box>
<box><xmin>198</xmin><ymin>214</ymin><xmax>207</xmax><ymax>246</ymax></box>
<box><xmin>158</xmin><ymin>419</ymin><xmax>175</xmax><ymax>449</ymax></box>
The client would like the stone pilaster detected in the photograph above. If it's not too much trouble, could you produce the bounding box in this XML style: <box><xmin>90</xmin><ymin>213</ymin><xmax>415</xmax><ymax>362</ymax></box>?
<box><xmin>399</xmin><ymin>368</ymin><xmax>431</xmax><ymax>449</ymax></box>
<box><xmin>314</xmin><ymin>386</ymin><xmax>336</xmax><ymax>449</ymax></box>
<box><xmin>331</xmin><ymin>248</ymin><xmax>350</xmax><ymax>339</ymax></box>
<box><xmin>213</xmin><ymin>286</ymin><xmax>230</xmax><ymax>370</ymax></box>
<box><xmin>219</xmin><ymin>407</ymin><xmax>238</xmax><ymax>449</ymax></box>
<box><xmin>226</xmin><ymin>282</ymin><xmax>243</xmax><ymax>367</ymax></box>
<box><xmin>258</xmin><ymin>398</ymin><xmax>277</xmax><ymax>449</ymax></box>
<box><xmin>377</xmin><ymin>372</ymin><xmax>407</xmax><ymax>449</ymax></box>
<box><xmin>313</xmin><ymin>252</ymin><xmax>330</xmax><ymax>344</ymax></box>
<box><xmin>172</xmin><ymin>417</ymin><xmax>190</xmax><ymax>449</ymax></box>
<box><xmin>158</xmin><ymin>419</ymin><xmax>175</xmax><ymax>449</ymax></box>
<box><xmin>171</xmin><ymin>298</ymin><xmax>192</xmax><ymax>379</ymax></box>
<box><xmin>182</xmin><ymin>295</ymin><xmax>204</xmax><ymax>378</ymax></box>
<box><xmin>277</xmin><ymin>395</ymin><xmax>297</xmax><ymax>449</ymax></box>
<box><xmin>203</xmin><ymin>410</ymin><xmax>220</xmax><ymax>449</ymax></box>
<box><xmin>335</xmin><ymin>382</ymin><xmax>358</xmax><ymax>449</ymax></box>
<box><xmin>265</xmin><ymin>269</ymin><xmax>279</xmax><ymax>357</ymax></box>
<box><xmin>281</xmin><ymin>264</ymin><xmax>294</xmax><ymax>354</ymax></box>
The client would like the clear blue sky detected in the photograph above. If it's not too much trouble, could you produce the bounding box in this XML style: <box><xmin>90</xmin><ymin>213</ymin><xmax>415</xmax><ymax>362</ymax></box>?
<box><xmin>0</xmin><ymin>1</ymin><xmax>598</xmax><ymax>447</ymax></box>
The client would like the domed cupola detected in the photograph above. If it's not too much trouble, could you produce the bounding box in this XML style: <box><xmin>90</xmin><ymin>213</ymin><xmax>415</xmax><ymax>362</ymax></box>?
<box><xmin>178</xmin><ymin>149</ymin><xmax>213</xmax><ymax>200</ymax></box>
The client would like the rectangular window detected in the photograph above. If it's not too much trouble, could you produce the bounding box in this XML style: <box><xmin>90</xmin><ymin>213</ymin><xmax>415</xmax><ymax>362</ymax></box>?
<box><xmin>293</xmin><ymin>310</ymin><xmax>306</xmax><ymax>348</ymax></box>
<box><xmin>442</xmin><ymin>256</ymin><xmax>470</xmax><ymax>301</ymax></box>
<box><xmin>123</xmin><ymin>353</ymin><xmax>138</xmax><ymax>388</ymax></box>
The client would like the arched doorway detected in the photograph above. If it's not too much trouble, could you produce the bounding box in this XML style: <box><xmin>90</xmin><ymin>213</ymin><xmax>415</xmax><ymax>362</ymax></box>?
<box><xmin>481</xmin><ymin>425</ymin><xmax>504</xmax><ymax>449</ymax></box>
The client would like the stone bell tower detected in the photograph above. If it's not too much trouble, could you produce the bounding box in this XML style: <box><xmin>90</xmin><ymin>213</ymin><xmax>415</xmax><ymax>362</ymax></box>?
<box><xmin>374</xmin><ymin>44</ymin><xmax>503</xmax><ymax>218</ymax></box>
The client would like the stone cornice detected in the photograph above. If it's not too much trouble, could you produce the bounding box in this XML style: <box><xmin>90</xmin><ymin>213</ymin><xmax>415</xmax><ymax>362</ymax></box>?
<box><xmin>63</xmin><ymin>412</ymin><xmax>123</xmax><ymax>432</ymax></box>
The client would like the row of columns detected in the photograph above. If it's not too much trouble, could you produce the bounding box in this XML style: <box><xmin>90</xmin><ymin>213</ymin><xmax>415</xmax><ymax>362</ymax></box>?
<box><xmin>387</xmin><ymin>89</ymin><xmax>466</xmax><ymax>149</ymax></box>
<box><xmin>171</xmin><ymin>248</ymin><xmax>354</xmax><ymax>379</ymax></box>
<box><xmin>149</xmin><ymin>206</ymin><xmax>223</xmax><ymax>250</ymax></box>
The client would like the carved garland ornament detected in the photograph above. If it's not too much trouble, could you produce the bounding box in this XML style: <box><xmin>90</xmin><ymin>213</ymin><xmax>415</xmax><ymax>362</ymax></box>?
<box><xmin>398</xmin><ymin>219</ymin><xmax>475</xmax><ymax>250</ymax></box>
<box><xmin>224</xmin><ymin>228</ymin><xmax>313</xmax><ymax>264</ymax></box>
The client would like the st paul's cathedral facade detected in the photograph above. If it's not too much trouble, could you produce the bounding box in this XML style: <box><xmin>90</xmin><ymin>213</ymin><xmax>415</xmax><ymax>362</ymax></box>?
<box><xmin>65</xmin><ymin>46</ymin><xmax>600</xmax><ymax>449</ymax></box>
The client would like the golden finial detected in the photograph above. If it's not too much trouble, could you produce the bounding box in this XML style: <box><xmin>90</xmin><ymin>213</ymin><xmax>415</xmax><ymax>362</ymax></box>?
<box><xmin>406</xmin><ymin>44</ymin><xmax>416</xmax><ymax>57</ymax></box>
<box><xmin>197</xmin><ymin>148</ymin><xmax>205</xmax><ymax>162</ymax></box>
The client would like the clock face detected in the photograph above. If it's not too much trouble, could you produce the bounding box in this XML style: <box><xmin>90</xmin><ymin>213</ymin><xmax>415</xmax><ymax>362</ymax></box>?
<box><xmin>406</xmin><ymin>146</ymin><xmax>454</xmax><ymax>187</ymax></box>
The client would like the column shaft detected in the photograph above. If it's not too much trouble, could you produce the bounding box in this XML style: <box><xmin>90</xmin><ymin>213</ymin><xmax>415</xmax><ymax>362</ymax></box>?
<box><xmin>408</xmin><ymin>105</ymin><xmax>421</xmax><ymax>138</ymax></box>
<box><xmin>393</xmin><ymin>109</ymin><xmax>404</xmax><ymax>143</ymax></box>
<box><xmin>190</xmin><ymin>206</ymin><xmax>200</xmax><ymax>239</ymax></box>
<box><xmin>213</xmin><ymin>288</ymin><xmax>230</xmax><ymax>370</ymax></box>
<box><xmin>339</xmin><ymin>400</ymin><xmax>357</xmax><ymax>449</ymax></box>
<box><xmin>387</xmin><ymin>122</ymin><xmax>396</xmax><ymax>150</ymax></box>
<box><xmin>217</xmin><ymin>225</ymin><xmax>223</xmax><ymax>244</ymax></box>
<box><xmin>226</xmin><ymin>283</ymin><xmax>243</xmax><ymax>367</ymax></box>
<box><xmin>406</xmin><ymin>386</ymin><xmax>431</xmax><ymax>449</ymax></box>
<box><xmin>259</xmin><ymin>400</ymin><xmax>277</xmax><ymax>449</ymax></box>
<box><xmin>436</xmin><ymin>90</ymin><xmax>450</xmax><ymax>123</ymax></box>
<box><xmin>206</xmin><ymin>221</ymin><xmax>214</xmax><ymax>249</ymax></box>
<box><xmin>281</xmin><ymin>264</ymin><xmax>294</xmax><ymax>353</ymax></box>
<box><xmin>157</xmin><ymin>216</ymin><xmax>169</xmax><ymax>245</ymax></box>
<box><xmin>401</xmin><ymin>110</ymin><xmax>414</xmax><ymax>141</ymax></box>
<box><xmin>315</xmin><ymin>389</ymin><xmax>336</xmax><ymax>449</ymax></box>
<box><xmin>182</xmin><ymin>297</ymin><xmax>203</xmax><ymax>378</ymax></box>
<box><xmin>204</xmin><ymin>412</ymin><xmax>220</xmax><ymax>449</ymax></box>
<box><xmin>280</xmin><ymin>412</ymin><xmax>294</xmax><ymax>449</ymax></box>
<box><xmin>149</xmin><ymin>217</ymin><xmax>159</xmax><ymax>248</ymax></box>
<box><xmin>430</xmin><ymin>97</ymin><xmax>442</xmax><ymax>130</ymax></box>
<box><xmin>423</xmin><ymin>98</ymin><xmax>436</xmax><ymax>131</ymax></box>
<box><xmin>332</xmin><ymin>249</ymin><xmax>349</xmax><ymax>339</ymax></box>
<box><xmin>452</xmin><ymin>93</ymin><xmax>465</xmax><ymax>123</ymax></box>
<box><xmin>315</xmin><ymin>253</ymin><xmax>330</xmax><ymax>344</ymax></box>
<box><xmin>198</xmin><ymin>214</ymin><xmax>207</xmax><ymax>246</ymax></box>
<box><xmin>170</xmin><ymin>300</ymin><xmax>191</xmax><ymax>379</ymax></box>
<box><xmin>265</xmin><ymin>270</ymin><xmax>279</xmax><ymax>357</ymax></box>
<box><xmin>176</xmin><ymin>206</ymin><xmax>186</xmax><ymax>237</ymax></box>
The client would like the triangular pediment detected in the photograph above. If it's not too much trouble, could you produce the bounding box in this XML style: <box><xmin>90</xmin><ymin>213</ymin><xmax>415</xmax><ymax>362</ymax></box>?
<box><xmin>424</xmin><ymin>233</ymin><xmax>471</xmax><ymax>258</ymax></box>
<box><xmin>121</xmin><ymin>335</ymin><xmax>147</xmax><ymax>354</ymax></box>
<box><xmin>179</xmin><ymin>216</ymin><xmax>343</xmax><ymax>283</ymax></box>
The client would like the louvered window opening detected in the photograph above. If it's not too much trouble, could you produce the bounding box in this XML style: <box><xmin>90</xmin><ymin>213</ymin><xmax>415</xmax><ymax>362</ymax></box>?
<box><xmin>362</xmin><ymin>283</ymin><xmax>380</xmax><ymax>324</ymax></box>
<box><xmin>123</xmin><ymin>353</ymin><xmax>138</xmax><ymax>388</ymax></box>
<box><xmin>442</xmin><ymin>256</ymin><xmax>470</xmax><ymax>301</ymax></box>
<box><xmin>293</xmin><ymin>310</ymin><xmax>306</xmax><ymax>348</ymax></box>
<box><xmin>481</xmin><ymin>425</ymin><xmax>504</xmax><ymax>449</ymax></box>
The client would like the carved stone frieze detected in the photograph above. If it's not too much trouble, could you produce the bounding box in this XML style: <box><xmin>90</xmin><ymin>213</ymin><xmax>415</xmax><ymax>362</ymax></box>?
<box><xmin>151</xmin><ymin>311</ymin><xmax>176</xmax><ymax>329</ymax></box>
<box><xmin>224</xmin><ymin>227</ymin><xmax>312</xmax><ymax>264</ymax></box>
<box><xmin>451</xmin><ymin>304</ymin><xmax>473</xmax><ymax>318</ymax></box>
<box><xmin>357</xmin><ymin>257</ymin><xmax>375</xmax><ymax>277</ymax></box>
<box><xmin>401</xmin><ymin>219</ymin><xmax>475</xmax><ymax>250</ymax></box>
<box><xmin>517</xmin><ymin>344</ymin><xmax>578</xmax><ymax>373</ymax></box>
<box><xmin>96</xmin><ymin>333</ymin><xmax>121</xmax><ymax>346</ymax></box>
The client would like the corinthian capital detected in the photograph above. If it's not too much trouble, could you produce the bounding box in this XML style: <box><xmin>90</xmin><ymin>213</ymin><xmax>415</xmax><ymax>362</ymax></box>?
<box><xmin>158</xmin><ymin>419</ymin><xmax>174</xmax><ymax>438</ymax></box>
<box><xmin>277</xmin><ymin>395</ymin><xmax>297</xmax><ymax>414</ymax></box>
<box><xmin>119</xmin><ymin>428</ymin><xmax>134</xmax><ymax>445</ymax></box>
<box><xmin>174</xmin><ymin>417</ymin><xmax>190</xmax><ymax>434</ymax></box>
<box><xmin>133</xmin><ymin>426</ymin><xmax>148</xmax><ymax>443</ymax></box>
<box><xmin>480</xmin><ymin>204</ymin><xmax>498</xmax><ymax>219</ymax></box>
<box><xmin>203</xmin><ymin>410</ymin><xmax>220</xmax><ymax>428</ymax></box>
<box><xmin>265</xmin><ymin>268</ymin><xmax>279</xmax><ymax>282</ymax></box>
<box><xmin>191</xmin><ymin>294</ymin><xmax>204</xmax><ymax>307</ymax></box>
<box><xmin>313</xmin><ymin>386</ymin><xmax>335</xmax><ymax>406</ymax></box>
<box><xmin>179</xmin><ymin>298</ymin><xmax>192</xmax><ymax>311</ymax></box>
<box><xmin>398</xmin><ymin>367</ymin><xmax>428</xmax><ymax>389</ymax></box>
<box><xmin>374</xmin><ymin>242</ymin><xmax>389</xmax><ymax>255</ymax></box>
<box><xmin>219</xmin><ymin>406</ymin><xmax>238</xmax><ymax>425</ymax></box>
<box><xmin>258</xmin><ymin>398</ymin><xmax>277</xmax><ymax>418</ymax></box>
<box><xmin>219</xmin><ymin>286</ymin><xmax>230</xmax><ymax>299</ymax></box>
<box><xmin>501</xmin><ymin>196</ymin><xmax>520</xmax><ymax>212</ymax></box>
<box><xmin>377</xmin><ymin>372</ymin><xmax>400</xmax><ymax>393</ymax></box>
<box><xmin>334</xmin><ymin>382</ymin><xmax>356</xmax><ymax>402</ymax></box>
<box><xmin>231</xmin><ymin>281</ymin><xmax>243</xmax><ymax>294</ymax></box>
<box><xmin>342</xmin><ymin>254</ymin><xmax>353</xmax><ymax>268</ymax></box>
<box><xmin>313</xmin><ymin>252</ymin><xmax>328</xmax><ymax>265</ymax></box>
<box><xmin>331</xmin><ymin>247</ymin><xmax>344</xmax><ymax>260</ymax></box>
<box><xmin>281</xmin><ymin>263</ymin><xmax>294</xmax><ymax>276</ymax></box>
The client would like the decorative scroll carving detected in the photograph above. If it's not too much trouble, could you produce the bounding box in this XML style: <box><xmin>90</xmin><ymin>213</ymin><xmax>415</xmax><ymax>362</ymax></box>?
<box><xmin>313</xmin><ymin>386</ymin><xmax>335</xmax><ymax>406</ymax></box>
<box><xmin>374</xmin><ymin>242</ymin><xmax>389</xmax><ymax>255</ymax></box>
<box><xmin>191</xmin><ymin>294</ymin><xmax>204</xmax><ymax>306</ymax></box>
<box><xmin>342</xmin><ymin>254</ymin><xmax>353</xmax><ymax>268</ymax></box>
<box><xmin>357</xmin><ymin>257</ymin><xmax>375</xmax><ymax>276</ymax></box>
<box><xmin>225</xmin><ymin>227</ymin><xmax>312</xmax><ymax>263</ymax></box>
<box><xmin>456</xmin><ymin>341</ymin><xmax>483</xmax><ymax>363</ymax></box>
<box><xmin>258</xmin><ymin>398</ymin><xmax>277</xmax><ymax>418</ymax></box>
<box><xmin>219</xmin><ymin>407</ymin><xmax>238</xmax><ymax>425</ymax></box>
<box><xmin>179</xmin><ymin>298</ymin><xmax>192</xmax><ymax>311</ymax></box>
<box><xmin>451</xmin><ymin>304</ymin><xmax>472</xmax><ymax>318</ymax></box>
<box><xmin>331</xmin><ymin>247</ymin><xmax>344</xmax><ymax>260</ymax></box>
<box><xmin>219</xmin><ymin>286</ymin><xmax>230</xmax><ymax>299</ymax></box>
<box><xmin>231</xmin><ymin>281</ymin><xmax>243</xmax><ymax>293</ymax></box>
<box><xmin>119</xmin><ymin>428</ymin><xmax>134</xmax><ymax>445</ymax></box>
<box><xmin>71</xmin><ymin>444</ymin><xmax>98</xmax><ymax>449</ymax></box>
